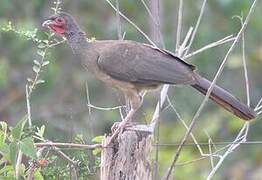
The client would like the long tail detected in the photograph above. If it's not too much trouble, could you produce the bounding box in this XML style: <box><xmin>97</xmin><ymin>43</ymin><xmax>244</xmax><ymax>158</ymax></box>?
<box><xmin>191</xmin><ymin>74</ymin><xmax>256</xmax><ymax>120</ymax></box>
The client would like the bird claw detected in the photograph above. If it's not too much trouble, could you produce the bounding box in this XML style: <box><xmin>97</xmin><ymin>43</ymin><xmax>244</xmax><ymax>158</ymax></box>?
<box><xmin>105</xmin><ymin>121</ymin><xmax>136</xmax><ymax>147</ymax></box>
<box><xmin>111</xmin><ymin>121</ymin><xmax>135</xmax><ymax>133</ymax></box>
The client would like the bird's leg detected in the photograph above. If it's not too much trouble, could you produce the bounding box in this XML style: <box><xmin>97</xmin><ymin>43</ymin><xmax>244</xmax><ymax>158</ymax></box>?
<box><xmin>107</xmin><ymin>91</ymin><xmax>142</xmax><ymax>146</ymax></box>
<box><xmin>107</xmin><ymin>108</ymin><xmax>137</xmax><ymax>145</ymax></box>
<box><xmin>124</xmin><ymin>94</ymin><xmax>131</xmax><ymax>114</ymax></box>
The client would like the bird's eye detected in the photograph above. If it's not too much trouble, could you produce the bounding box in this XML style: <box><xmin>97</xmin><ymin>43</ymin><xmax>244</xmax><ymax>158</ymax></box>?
<box><xmin>55</xmin><ymin>17</ymin><xmax>65</xmax><ymax>24</ymax></box>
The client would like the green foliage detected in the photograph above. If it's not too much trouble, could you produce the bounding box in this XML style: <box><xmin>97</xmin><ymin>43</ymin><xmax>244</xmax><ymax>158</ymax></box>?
<box><xmin>0</xmin><ymin>119</ymin><xmax>37</xmax><ymax>178</ymax></box>
<box><xmin>0</xmin><ymin>0</ymin><xmax>261</xmax><ymax>179</ymax></box>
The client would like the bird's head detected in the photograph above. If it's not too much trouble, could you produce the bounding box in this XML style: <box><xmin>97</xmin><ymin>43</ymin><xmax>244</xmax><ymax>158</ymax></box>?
<box><xmin>42</xmin><ymin>12</ymin><xmax>82</xmax><ymax>37</ymax></box>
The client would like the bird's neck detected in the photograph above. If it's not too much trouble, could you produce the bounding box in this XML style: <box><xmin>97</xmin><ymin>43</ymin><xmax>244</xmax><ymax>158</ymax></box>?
<box><xmin>66</xmin><ymin>30</ymin><xmax>99</xmax><ymax>72</ymax></box>
<box><xmin>66</xmin><ymin>31</ymin><xmax>90</xmax><ymax>53</ymax></box>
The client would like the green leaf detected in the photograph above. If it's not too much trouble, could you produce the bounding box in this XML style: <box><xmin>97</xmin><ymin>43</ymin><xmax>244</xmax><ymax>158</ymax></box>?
<box><xmin>9</xmin><ymin>142</ymin><xmax>18</xmax><ymax>167</ymax></box>
<box><xmin>33</xmin><ymin>65</ymin><xmax>40</xmax><ymax>73</ymax></box>
<box><xmin>0</xmin><ymin>176</ymin><xmax>16</xmax><ymax>180</ymax></box>
<box><xmin>33</xmin><ymin>60</ymin><xmax>41</xmax><ymax>66</ymax></box>
<box><xmin>36</xmin><ymin>125</ymin><xmax>45</xmax><ymax>138</ymax></box>
<box><xmin>37</xmin><ymin>43</ymin><xmax>46</xmax><ymax>49</ymax></box>
<box><xmin>42</xmin><ymin>61</ymin><xmax>50</xmax><ymax>66</ymax></box>
<box><xmin>27</xmin><ymin>78</ymin><xmax>33</xmax><ymax>82</ymax></box>
<box><xmin>18</xmin><ymin>164</ymin><xmax>26</xmax><ymax>177</ymax></box>
<box><xmin>11</xmin><ymin>118</ymin><xmax>27</xmax><ymax>141</ymax></box>
<box><xmin>0</xmin><ymin>121</ymin><xmax>8</xmax><ymax>145</ymax></box>
<box><xmin>37</xmin><ymin>50</ymin><xmax>45</xmax><ymax>57</ymax></box>
<box><xmin>0</xmin><ymin>143</ymin><xmax>10</xmax><ymax>158</ymax></box>
<box><xmin>92</xmin><ymin>136</ymin><xmax>104</xmax><ymax>143</ymax></box>
<box><xmin>92</xmin><ymin>148</ymin><xmax>101</xmax><ymax>156</ymax></box>
<box><xmin>36</xmin><ymin>80</ymin><xmax>45</xmax><ymax>85</ymax></box>
<box><xmin>19</xmin><ymin>137</ymin><xmax>37</xmax><ymax>159</ymax></box>
<box><xmin>0</xmin><ymin>165</ymin><xmax>14</xmax><ymax>176</ymax></box>
<box><xmin>34</xmin><ymin>169</ymin><xmax>44</xmax><ymax>180</ymax></box>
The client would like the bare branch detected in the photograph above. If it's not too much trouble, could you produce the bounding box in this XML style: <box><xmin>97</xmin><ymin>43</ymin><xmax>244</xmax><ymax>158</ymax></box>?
<box><xmin>35</xmin><ymin>142</ymin><xmax>102</xmax><ymax>149</ymax></box>
<box><xmin>234</xmin><ymin>15</ymin><xmax>251</xmax><ymax>106</ymax></box>
<box><xmin>184</xmin><ymin>35</ymin><xmax>235</xmax><ymax>59</ymax></box>
<box><xmin>87</xmin><ymin>104</ymin><xmax>124</xmax><ymax>111</ymax></box>
<box><xmin>106</xmin><ymin>0</ymin><xmax>157</xmax><ymax>47</ymax></box>
<box><xmin>166</xmin><ymin>96</ymin><xmax>205</xmax><ymax>155</ymax></box>
<box><xmin>176</xmin><ymin>0</ymin><xmax>183</xmax><ymax>50</ymax></box>
<box><xmin>26</xmin><ymin>85</ymin><xmax>32</xmax><ymax>127</ymax></box>
<box><xmin>184</xmin><ymin>0</ymin><xmax>208</xmax><ymax>56</ymax></box>
<box><xmin>15</xmin><ymin>150</ymin><xmax>23</xmax><ymax>179</ymax></box>
<box><xmin>207</xmin><ymin>122</ymin><xmax>249</xmax><ymax>179</ymax></box>
<box><xmin>116</xmin><ymin>0</ymin><xmax>122</xmax><ymax>39</ymax></box>
<box><xmin>255</xmin><ymin>97</ymin><xmax>262</xmax><ymax>111</ymax></box>
<box><xmin>164</xmin><ymin>0</ymin><xmax>257</xmax><ymax>178</ymax></box>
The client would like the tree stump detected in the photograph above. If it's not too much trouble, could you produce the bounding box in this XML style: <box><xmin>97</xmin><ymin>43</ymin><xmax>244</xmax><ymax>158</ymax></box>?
<box><xmin>101</xmin><ymin>130</ymin><xmax>152</xmax><ymax>180</ymax></box>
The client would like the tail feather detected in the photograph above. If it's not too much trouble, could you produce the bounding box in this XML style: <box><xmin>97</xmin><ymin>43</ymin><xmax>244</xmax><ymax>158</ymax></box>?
<box><xmin>191</xmin><ymin>75</ymin><xmax>256</xmax><ymax>120</ymax></box>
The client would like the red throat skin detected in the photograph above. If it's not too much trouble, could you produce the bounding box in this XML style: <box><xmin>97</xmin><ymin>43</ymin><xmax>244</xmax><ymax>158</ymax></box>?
<box><xmin>49</xmin><ymin>24</ymin><xmax>65</xmax><ymax>34</ymax></box>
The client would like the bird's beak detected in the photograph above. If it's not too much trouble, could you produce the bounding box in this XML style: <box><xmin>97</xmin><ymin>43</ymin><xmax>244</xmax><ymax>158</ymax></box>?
<box><xmin>42</xmin><ymin>19</ymin><xmax>53</xmax><ymax>27</ymax></box>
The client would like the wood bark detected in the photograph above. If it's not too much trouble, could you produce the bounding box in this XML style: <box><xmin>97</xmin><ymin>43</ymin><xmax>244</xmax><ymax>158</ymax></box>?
<box><xmin>101</xmin><ymin>130</ymin><xmax>152</xmax><ymax>180</ymax></box>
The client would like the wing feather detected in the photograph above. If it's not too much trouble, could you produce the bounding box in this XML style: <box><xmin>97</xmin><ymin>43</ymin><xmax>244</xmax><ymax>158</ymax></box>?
<box><xmin>97</xmin><ymin>41</ymin><xmax>196</xmax><ymax>85</ymax></box>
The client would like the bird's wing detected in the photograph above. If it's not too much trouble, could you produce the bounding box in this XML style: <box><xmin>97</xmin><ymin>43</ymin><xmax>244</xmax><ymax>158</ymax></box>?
<box><xmin>97</xmin><ymin>41</ymin><xmax>196</xmax><ymax>85</ymax></box>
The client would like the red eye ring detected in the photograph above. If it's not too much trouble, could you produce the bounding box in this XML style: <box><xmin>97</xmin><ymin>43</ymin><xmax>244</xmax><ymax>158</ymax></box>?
<box><xmin>55</xmin><ymin>17</ymin><xmax>65</xmax><ymax>24</ymax></box>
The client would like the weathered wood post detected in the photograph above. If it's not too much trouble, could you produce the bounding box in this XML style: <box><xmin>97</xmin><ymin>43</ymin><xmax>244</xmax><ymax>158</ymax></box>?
<box><xmin>101</xmin><ymin>129</ymin><xmax>153</xmax><ymax>180</ymax></box>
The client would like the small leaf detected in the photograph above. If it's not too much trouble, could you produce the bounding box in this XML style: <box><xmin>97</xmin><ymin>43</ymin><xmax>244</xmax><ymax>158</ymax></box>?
<box><xmin>0</xmin><ymin>144</ymin><xmax>10</xmax><ymax>160</ymax></box>
<box><xmin>92</xmin><ymin>136</ymin><xmax>104</xmax><ymax>143</ymax></box>
<box><xmin>92</xmin><ymin>148</ymin><xmax>101</xmax><ymax>155</ymax></box>
<box><xmin>11</xmin><ymin>118</ymin><xmax>27</xmax><ymax>141</ymax></box>
<box><xmin>37</xmin><ymin>43</ymin><xmax>46</xmax><ymax>49</ymax></box>
<box><xmin>19</xmin><ymin>137</ymin><xmax>37</xmax><ymax>159</ymax></box>
<box><xmin>36</xmin><ymin>125</ymin><xmax>45</xmax><ymax>138</ymax></box>
<box><xmin>34</xmin><ymin>169</ymin><xmax>44</xmax><ymax>180</ymax></box>
<box><xmin>0</xmin><ymin>165</ymin><xmax>14</xmax><ymax>176</ymax></box>
<box><xmin>33</xmin><ymin>66</ymin><xmax>40</xmax><ymax>73</ymax></box>
<box><xmin>37</xmin><ymin>50</ymin><xmax>45</xmax><ymax>57</ymax></box>
<box><xmin>9</xmin><ymin>142</ymin><xmax>18</xmax><ymax>167</ymax></box>
<box><xmin>27</xmin><ymin>78</ymin><xmax>33</xmax><ymax>82</ymax></box>
<box><xmin>42</xmin><ymin>61</ymin><xmax>50</xmax><ymax>66</ymax></box>
<box><xmin>0</xmin><ymin>121</ymin><xmax>8</xmax><ymax>145</ymax></box>
<box><xmin>36</xmin><ymin>80</ymin><xmax>45</xmax><ymax>85</ymax></box>
<box><xmin>43</xmin><ymin>40</ymin><xmax>49</xmax><ymax>44</ymax></box>
<box><xmin>33</xmin><ymin>60</ymin><xmax>41</xmax><ymax>66</ymax></box>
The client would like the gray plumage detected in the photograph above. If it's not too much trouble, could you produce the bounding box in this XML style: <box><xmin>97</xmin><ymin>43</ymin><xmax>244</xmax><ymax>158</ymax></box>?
<box><xmin>43</xmin><ymin>12</ymin><xmax>256</xmax><ymax>121</ymax></box>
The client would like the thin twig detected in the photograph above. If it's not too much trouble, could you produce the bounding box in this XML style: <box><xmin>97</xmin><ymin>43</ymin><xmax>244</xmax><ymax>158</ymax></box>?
<box><xmin>235</xmin><ymin>15</ymin><xmax>251</xmax><ymax>106</ymax></box>
<box><xmin>26</xmin><ymin>85</ymin><xmax>32</xmax><ymax>128</ymax></box>
<box><xmin>52</xmin><ymin>147</ymin><xmax>77</xmax><ymax>166</ymax></box>
<box><xmin>35</xmin><ymin>142</ymin><xmax>102</xmax><ymax>149</ymax></box>
<box><xmin>106</xmin><ymin>0</ymin><xmax>157</xmax><ymax>47</ymax></box>
<box><xmin>164</xmin><ymin>0</ymin><xmax>257</xmax><ymax>178</ymax></box>
<box><xmin>140</xmin><ymin>0</ymin><xmax>159</xmax><ymax>27</ymax></box>
<box><xmin>116</xmin><ymin>0</ymin><xmax>122</xmax><ymax>39</ymax></box>
<box><xmin>184</xmin><ymin>0</ymin><xmax>208</xmax><ymax>56</ymax></box>
<box><xmin>207</xmin><ymin>122</ymin><xmax>249</xmax><ymax>179</ymax></box>
<box><xmin>15</xmin><ymin>150</ymin><xmax>23</xmax><ymax>179</ymax></box>
<box><xmin>176</xmin><ymin>0</ymin><xmax>183</xmax><ymax>50</ymax></box>
<box><xmin>166</xmin><ymin>96</ymin><xmax>205</xmax><ymax>155</ymax></box>
<box><xmin>48</xmin><ymin>38</ymin><xmax>66</xmax><ymax>48</ymax></box>
<box><xmin>51</xmin><ymin>145</ymin><xmax>79</xmax><ymax>180</ymax></box>
<box><xmin>184</xmin><ymin>35</ymin><xmax>235</xmax><ymax>59</ymax></box>
<box><xmin>208</xmin><ymin>139</ymin><xmax>214</xmax><ymax>169</ymax></box>
<box><xmin>87</xmin><ymin>104</ymin><xmax>124</xmax><ymax>111</ymax></box>
<box><xmin>152</xmin><ymin>140</ymin><xmax>262</xmax><ymax>147</ymax></box>
<box><xmin>28</xmin><ymin>147</ymin><xmax>47</xmax><ymax>180</ymax></box>
<box><xmin>255</xmin><ymin>97</ymin><xmax>262</xmax><ymax>111</ymax></box>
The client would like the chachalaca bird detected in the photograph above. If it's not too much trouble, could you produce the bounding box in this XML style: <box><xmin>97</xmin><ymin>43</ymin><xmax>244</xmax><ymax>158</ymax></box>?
<box><xmin>42</xmin><ymin>12</ymin><xmax>256</xmax><ymax>142</ymax></box>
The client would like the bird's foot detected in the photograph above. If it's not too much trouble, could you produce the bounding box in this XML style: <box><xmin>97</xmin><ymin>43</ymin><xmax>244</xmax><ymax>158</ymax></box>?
<box><xmin>111</xmin><ymin>121</ymin><xmax>136</xmax><ymax>133</ymax></box>
<box><xmin>106</xmin><ymin>121</ymin><xmax>135</xmax><ymax>147</ymax></box>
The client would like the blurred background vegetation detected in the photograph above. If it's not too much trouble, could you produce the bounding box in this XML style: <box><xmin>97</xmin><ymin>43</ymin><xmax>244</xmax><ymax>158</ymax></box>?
<box><xmin>0</xmin><ymin>0</ymin><xmax>261</xmax><ymax>179</ymax></box>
